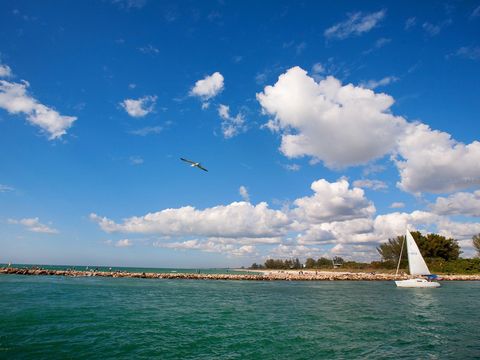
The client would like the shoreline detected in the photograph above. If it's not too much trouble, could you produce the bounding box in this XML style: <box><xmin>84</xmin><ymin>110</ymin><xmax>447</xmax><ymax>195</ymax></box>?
<box><xmin>2</xmin><ymin>267</ymin><xmax>480</xmax><ymax>281</ymax></box>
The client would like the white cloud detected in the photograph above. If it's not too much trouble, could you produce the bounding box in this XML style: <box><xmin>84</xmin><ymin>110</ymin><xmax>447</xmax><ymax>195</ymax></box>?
<box><xmin>8</xmin><ymin>217</ymin><xmax>58</xmax><ymax>234</ymax></box>
<box><xmin>390</xmin><ymin>202</ymin><xmax>405</xmax><ymax>209</ymax></box>
<box><xmin>324</xmin><ymin>10</ymin><xmax>386</xmax><ymax>40</ymax></box>
<box><xmin>293</xmin><ymin>179</ymin><xmax>375</xmax><ymax>224</ymax></box>
<box><xmin>395</xmin><ymin>123</ymin><xmax>480</xmax><ymax>193</ymax></box>
<box><xmin>190</xmin><ymin>72</ymin><xmax>224</xmax><ymax>100</ymax></box>
<box><xmin>257</xmin><ymin>66</ymin><xmax>406</xmax><ymax>168</ymax></box>
<box><xmin>353</xmin><ymin>179</ymin><xmax>388</xmax><ymax>191</ymax></box>
<box><xmin>115</xmin><ymin>239</ymin><xmax>133</xmax><ymax>247</ymax></box>
<box><xmin>430</xmin><ymin>190</ymin><xmax>480</xmax><ymax>217</ymax></box>
<box><xmin>269</xmin><ymin>244</ymin><xmax>321</xmax><ymax>259</ymax></box>
<box><xmin>361</xmin><ymin>76</ymin><xmax>399</xmax><ymax>90</ymax></box>
<box><xmin>90</xmin><ymin>201</ymin><xmax>290</xmax><ymax>239</ymax></box>
<box><xmin>0</xmin><ymin>64</ymin><xmax>12</xmax><ymax>78</ymax></box>
<box><xmin>130</xmin><ymin>126</ymin><xmax>162</xmax><ymax>136</ymax></box>
<box><xmin>0</xmin><ymin>184</ymin><xmax>14</xmax><ymax>192</ymax></box>
<box><xmin>217</xmin><ymin>104</ymin><xmax>246</xmax><ymax>138</ymax></box>
<box><xmin>0</xmin><ymin>80</ymin><xmax>77</xmax><ymax>139</ymax></box>
<box><xmin>120</xmin><ymin>95</ymin><xmax>157</xmax><ymax>117</ymax></box>
<box><xmin>91</xmin><ymin>177</ymin><xmax>479</xmax><ymax>260</ymax></box>
<box><xmin>258</xmin><ymin>66</ymin><xmax>480</xmax><ymax>194</ymax></box>
<box><xmin>158</xmin><ymin>239</ymin><xmax>257</xmax><ymax>257</ymax></box>
<box><xmin>239</xmin><ymin>185</ymin><xmax>250</xmax><ymax>202</ymax></box>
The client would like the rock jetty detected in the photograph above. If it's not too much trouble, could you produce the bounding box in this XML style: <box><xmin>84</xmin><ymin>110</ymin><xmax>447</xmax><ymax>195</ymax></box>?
<box><xmin>1</xmin><ymin>267</ymin><xmax>480</xmax><ymax>281</ymax></box>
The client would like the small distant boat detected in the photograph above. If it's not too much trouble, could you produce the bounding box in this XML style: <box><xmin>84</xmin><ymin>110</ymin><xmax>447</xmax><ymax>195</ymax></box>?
<box><xmin>395</xmin><ymin>229</ymin><xmax>441</xmax><ymax>288</ymax></box>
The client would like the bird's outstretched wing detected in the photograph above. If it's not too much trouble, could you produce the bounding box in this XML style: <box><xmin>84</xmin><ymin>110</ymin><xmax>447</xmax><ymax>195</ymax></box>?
<box><xmin>198</xmin><ymin>165</ymin><xmax>208</xmax><ymax>172</ymax></box>
<box><xmin>180</xmin><ymin>157</ymin><xmax>195</xmax><ymax>164</ymax></box>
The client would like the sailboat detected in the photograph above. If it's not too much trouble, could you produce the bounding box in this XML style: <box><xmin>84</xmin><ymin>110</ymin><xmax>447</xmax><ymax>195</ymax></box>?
<box><xmin>395</xmin><ymin>229</ymin><xmax>441</xmax><ymax>288</ymax></box>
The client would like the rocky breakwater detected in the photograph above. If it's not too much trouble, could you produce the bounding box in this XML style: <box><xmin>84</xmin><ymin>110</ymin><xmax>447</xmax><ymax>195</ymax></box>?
<box><xmin>1</xmin><ymin>267</ymin><xmax>480</xmax><ymax>281</ymax></box>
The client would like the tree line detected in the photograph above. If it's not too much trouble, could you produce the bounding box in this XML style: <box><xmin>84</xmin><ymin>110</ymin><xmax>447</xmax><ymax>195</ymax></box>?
<box><xmin>249</xmin><ymin>232</ymin><xmax>480</xmax><ymax>274</ymax></box>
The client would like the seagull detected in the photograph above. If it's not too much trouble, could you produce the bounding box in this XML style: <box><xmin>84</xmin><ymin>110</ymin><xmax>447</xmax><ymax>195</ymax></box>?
<box><xmin>180</xmin><ymin>157</ymin><xmax>208</xmax><ymax>172</ymax></box>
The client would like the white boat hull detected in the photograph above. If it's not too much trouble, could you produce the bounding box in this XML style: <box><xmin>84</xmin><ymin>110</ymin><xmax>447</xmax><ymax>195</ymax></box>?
<box><xmin>395</xmin><ymin>278</ymin><xmax>440</xmax><ymax>288</ymax></box>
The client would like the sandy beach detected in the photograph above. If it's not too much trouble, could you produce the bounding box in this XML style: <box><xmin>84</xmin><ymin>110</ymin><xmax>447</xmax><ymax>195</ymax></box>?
<box><xmin>2</xmin><ymin>267</ymin><xmax>479</xmax><ymax>281</ymax></box>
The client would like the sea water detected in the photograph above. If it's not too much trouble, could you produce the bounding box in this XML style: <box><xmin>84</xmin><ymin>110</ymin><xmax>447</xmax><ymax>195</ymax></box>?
<box><xmin>1</xmin><ymin>275</ymin><xmax>479</xmax><ymax>359</ymax></box>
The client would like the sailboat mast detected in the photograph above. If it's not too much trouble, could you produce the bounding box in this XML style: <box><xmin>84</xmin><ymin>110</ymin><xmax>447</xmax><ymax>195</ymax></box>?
<box><xmin>395</xmin><ymin>235</ymin><xmax>405</xmax><ymax>277</ymax></box>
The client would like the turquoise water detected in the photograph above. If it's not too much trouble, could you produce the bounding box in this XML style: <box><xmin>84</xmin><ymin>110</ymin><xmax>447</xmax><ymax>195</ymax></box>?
<box><xmin>1</xmin><ymin>275</ymin><xmax>479</xmax><ymax>359</ymax></box>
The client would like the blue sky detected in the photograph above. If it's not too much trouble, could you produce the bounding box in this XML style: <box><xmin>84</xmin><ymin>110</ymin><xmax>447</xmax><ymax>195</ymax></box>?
<box><xmin>1</xmin><ymin>0</ymin><xmax>480</xmax><ymax>267</ymax></box>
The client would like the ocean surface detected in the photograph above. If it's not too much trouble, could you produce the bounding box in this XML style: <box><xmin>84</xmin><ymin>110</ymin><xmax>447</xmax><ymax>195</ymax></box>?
<box><xmin>1</xmin><ymin>275</ymin><xmax>479</xmax><ymax>359</ymax></box>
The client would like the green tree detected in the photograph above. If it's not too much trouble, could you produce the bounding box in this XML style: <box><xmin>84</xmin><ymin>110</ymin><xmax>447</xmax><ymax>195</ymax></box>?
<box><xmin>377</xmin><ymin>231</ymin><xmax>461</xmax><ymax>262</ymax></box>
<box><xmin>333</xmin><ymin>256</ymin><xmax>344</xmax><ymax>265</ymax></box>
<box><xmin>317</xmin><ymin>257</ymin><xmax>332</xmax><ymax>267</ymax></box>
<box><xmin>473</xmin><ymin>234</ymin><xmax>480</xmax><ymax>258</ymax></box>
<box><xmin>413</xmin><ymin>232</ymin><xmax>460</xmax><ymax>260</ymax></box>
<box><xmin>305</xmin><ymin>258</ymin><xmax>316</xmax><ymax>268</ymax></box>
<box><xmin>377</xmin><ymin>236</ymin><xmax>407</xmax><ymax>262</ymax></box>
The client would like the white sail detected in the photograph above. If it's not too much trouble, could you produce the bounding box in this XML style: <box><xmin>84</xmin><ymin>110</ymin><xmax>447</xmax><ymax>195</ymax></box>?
<box><xmin>406</xmin><ymin>230</ymin><xmax>430</xmax><ymax>275</ymax></box>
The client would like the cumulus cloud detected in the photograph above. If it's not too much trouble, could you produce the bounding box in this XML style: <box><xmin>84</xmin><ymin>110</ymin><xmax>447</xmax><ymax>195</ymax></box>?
<box><xmin>8</xmin><ymin>217</ymin><xmax>58</xmax><ymax>234</ymax></box>
<box><xmin>0</xmin><ymin>64</ymin><xmax>12</xmax><ymax>78</ymax></box>
<box><xmin>120</xmin><ymin>95</ymin><xmax>157</xmax><ymax>117</ymax></box>
<box><xmin>190</xmin><ymin>72</ymin><xmax>224</xmax><ymax>100</ymax></box>
<box><xmin>0</xmin><ymin>80</ymin><xmax>76</xmax><ymax>139</ymax></box>
<box><xmin>258</xmin><ymin>66</ymin><xmax>480</xmax><ymax>194</ymax></box>
<box><xmin>395</xmin><ymin>123</ymin><xmax>480</xmax><ymax>193</ymax></box>
<box><xmin>217</xmin><ymin>104</ymin><xmax>246</xmax><ymax>138</ymax></box>
<box><xmin>257</xmin><ymin>66</ymin><xmax>406</xmax><ymax>168</ymax></box>
<box><xmin>239</xmin><ymin>185</ymin><xmax>250</xmax><ymax>202</ymax></box>
<box><xmin>430</xmin><ymin>190</ymin><xmax>480</xmax><ymax>217</ymax></box>
<box><xmin>292</xmin><ymin>179</ymin><xmax>375</xmax><ymax>224</ymax></box>
<box><xmin>91</xmin><ymin>177</ymin><xmax>480</xmax><ymax>259</ymax></box>
<box><xmin>90</xmin><ymin>201</ymin><xmax>290</xmax><ymax>239</ymax></box>
<box><xmin>324</xmin><ymin>10</ymin><xmax>386</xmax><ymax>40</ymax></box>
<box><xmin>269</xmin><ymin>244</ymin><xmax>322</xmax><ymax>259</ymax></box>
<box><xmin>158</xmin><ymin>239</ymin><xmax>256</xmax><ymax>257</ymax></box>
<box><xmin>353</xmin><ymin>179</ymin><xmax>388</xmax><ymax>191</ymax></box>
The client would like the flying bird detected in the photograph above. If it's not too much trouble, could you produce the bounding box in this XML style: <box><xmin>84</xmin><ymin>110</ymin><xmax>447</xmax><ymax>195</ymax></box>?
<box><xmin>180</xmin><ymin>157</ymin><xmax>208</xmax><ymax>172</ymax></box>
